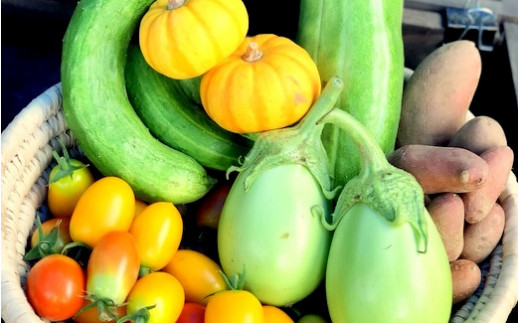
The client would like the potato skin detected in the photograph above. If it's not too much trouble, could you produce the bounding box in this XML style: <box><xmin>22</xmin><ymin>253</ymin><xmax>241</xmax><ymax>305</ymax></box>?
<box><xmin>397</xmin><ymin>40</ymin><xmax>481</xmax><ymax>147</ymax></box>
<box><xmin>461</xmin><ymin>203</ymin><xmax>505</xmax><ymax>264</ymax></box>
<box><xmin>462</xmin><ymin>146</ymin><xmax>514</xmax><ymax>224</ymax></box>
<box><xmin>449</xmin><ymin>116</ymin><xmax>508</xmax><ymax>155</ymax></box>
<box><xmin>427</xmin><ymin>193</ymin><xmax>465</xmax><ymax>261</ymax></box>
<box><xmin>387</xmin><ymin>145</ymin><xmax>488</xmax><ymax>194</ymax></box>
<box><xmin>451</xmin><ymin>258</ymin><xmax>481</xmax><ymax>303</ymax></box>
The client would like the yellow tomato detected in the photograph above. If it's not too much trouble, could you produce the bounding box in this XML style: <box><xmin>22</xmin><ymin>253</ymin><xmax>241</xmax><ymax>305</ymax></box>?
<box><xmin>263</xmin><ymin>305</ymin><xmax>294</xmax><ymax>323</ymax></box>
<box><xmin>48</xmin><ymin>158</ymin><xmax>95</xmax><ymax>218</ymax></box>
<box><xmin>69</xmin><ymin>176</ymin><xmax>135</xmax><ymax>247</ymax></box>
<box><xmin>205</xmin><ymin>289</ymin><xmax>264</xmax><ymax>323</ymax></box>
<box><xmin>163</xmin><ymin>249</ymin><xmax>226</xmax><ymax>304</ymax></box>
<box><xmin>134</xmin><ymin>199</ymin><xmax>148</xmax><ymax>217</ymax></box>
<box><xmin>130</xmin><ymin>202</ymin><xmax>183</xmax><ymax>273</ymax></box>
<box><xmin>125</xmin><ymin>272</ymin><xmax>185</xmax><ymax>323</ymax></box>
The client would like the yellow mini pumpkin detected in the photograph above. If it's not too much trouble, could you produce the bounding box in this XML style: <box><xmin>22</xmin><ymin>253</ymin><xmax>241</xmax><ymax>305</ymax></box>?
<box><xmin>200</xmin><ymin>34</ymin><xmax>322</xmax><ymax>134</ymax></box>
<box><xmin>139</xmin><ymin>0</ymin><xmax>249</xmax><ymax>79</ymax></box>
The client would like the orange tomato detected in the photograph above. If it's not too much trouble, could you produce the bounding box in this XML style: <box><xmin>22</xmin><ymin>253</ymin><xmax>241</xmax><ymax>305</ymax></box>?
<box><xmin>263</xmin><ymin>305</ymin><xmax>294</xmax><ymax>323</ymax></box>
<box><xmin>69</xmin><ymin>176</ymin><xmax>135</xmax><ymax>247</ymax></box>
<box><xmin>163</xmin><ymin>249</ymin><xmax>226</xmax><ymax>304</ymax></box>
<box><xmin>205</xmin><ymin>289</ymin><xmax>264</xmax><ymax>323</ymax></box>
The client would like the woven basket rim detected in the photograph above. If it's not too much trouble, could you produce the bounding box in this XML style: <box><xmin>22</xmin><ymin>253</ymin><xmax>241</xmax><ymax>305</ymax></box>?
<box><xmin>1</xmin><ymin>84</ymin><xmax>518</xmax><ymax>323</ymax></box>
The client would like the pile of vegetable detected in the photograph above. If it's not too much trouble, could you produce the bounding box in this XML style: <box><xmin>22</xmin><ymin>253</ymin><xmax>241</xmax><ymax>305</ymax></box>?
<box><xmin>20</xmin><ymin>0</ymin><xmax>516</xmax><ymax>322</ymax></box>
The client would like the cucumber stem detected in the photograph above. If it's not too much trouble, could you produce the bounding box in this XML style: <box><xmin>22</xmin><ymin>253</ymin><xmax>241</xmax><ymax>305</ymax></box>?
<box><xmin>242</xmin><ymin>42</ymin><xmax>264</xmax><ymax>62</ymax></box>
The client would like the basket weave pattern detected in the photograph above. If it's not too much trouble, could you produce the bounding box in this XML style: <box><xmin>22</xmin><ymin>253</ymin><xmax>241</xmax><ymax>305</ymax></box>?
<box><xmin>1</xmin><ymin>84</ymin><xmax>518</xmax><ymax>323</ymax></box>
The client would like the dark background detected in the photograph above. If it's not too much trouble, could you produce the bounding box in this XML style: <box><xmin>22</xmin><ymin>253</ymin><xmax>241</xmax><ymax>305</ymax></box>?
<box><xmin>1</xmin><ymin>1</ymin><xmax>517</xmax><ymax>322</ymax></box>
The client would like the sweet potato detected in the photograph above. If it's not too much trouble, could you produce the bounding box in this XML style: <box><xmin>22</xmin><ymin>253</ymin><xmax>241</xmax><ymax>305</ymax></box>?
<box><xmin>427</xmin><ymin>193</ymin><xmax>465</xmax><ymax>261</ymax></box>
<box><xmin>449</xmin><ymin>116</ymin><xmax>508</xmax><ymax>155</ymax></box>
<box><xmin>462</xmin><ymin>146</ymin><xmax>514</xmax><ymax>224</ymax></box>
<box><xmin>387</xmin><ymin>145</ymin><xmax>489</xmax><ymax>194</ymax></box>
<box><xmin>397</xmin><ymin>40</ymin><xmax>481</xmax><ymax>147</ymax></box>
<box><xmin>451</xmin><ymin>258</ymin><xmax>481</xmax><ymax>303</ymax></box>
<box><xmin>461</xmin><ymin>203</ymin><xmax>505</xmax><ymax>264</ymax></box>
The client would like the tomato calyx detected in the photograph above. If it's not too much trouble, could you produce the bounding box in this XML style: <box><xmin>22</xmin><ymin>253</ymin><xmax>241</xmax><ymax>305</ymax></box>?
<box><xmin>139</xmin><ymin>265</ymin><xmax>153</xmax><ymax>278</ymax></box>
<box><xmin>25</xmin><ymin>217</ymin><xmax>60</xmax><ymax>261</ymax></box>
<box><xmin>75</xmin><ymin>294</ymin><xmax>123</xmax><ymax>322</ymax></box>
<box><xmin>49</xmin><ymin>141</ymin><xmax>89</xmax><ymax>184</ymax></box>
<box><xmin>225</xmin><ymin>78</ymin><xmax>344</xmax><ymax>200</ymax></box>
<box><xmin>116</xmin><ymin>304</ymin><xmax>155</xmax><ymax>323</ymax></box>
<box><xmin>61</xmin><ymin>241</ymin><xmax>92</xmax><ymax>268</ymax></box>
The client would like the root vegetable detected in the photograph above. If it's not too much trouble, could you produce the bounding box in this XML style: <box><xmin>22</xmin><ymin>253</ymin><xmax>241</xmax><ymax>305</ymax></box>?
<box><xmin>451</xmin><ymin>258</ymin><xmax>481</xmax><ymax>303</ymax></box>
<box><xmin>449</xmin><ymin>116</ymin><xmax>508</xmax><ymax>155</ymax></box>
<box><xmin>461</xmin><ymin>203</ymin><xmax>506</xmax><ymax>264</ymax></box>
<box><xmin>463</xmin><ymin>146</ymin><xmax>514</xmax><ymax>223</ymax></box>
<box><xmin>427</xmin><ymin>193</ymin><xmax>465</xmax><ymax>261</ymax></box>
<box><xmin>387</xmin><ymin>145</ymin><xmax>488</xmax><ymax>194</ymax></box>
<box><xmin>397</xmin><ymin>40</ymin><xmax>481</xmax><ymax>147</ymax></box>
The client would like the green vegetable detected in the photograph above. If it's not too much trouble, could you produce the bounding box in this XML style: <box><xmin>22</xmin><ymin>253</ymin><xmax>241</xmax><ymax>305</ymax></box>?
<box><xmin>61</xmin><ymin>0</ymin><xmax>215</xmax><ymax>204</ymax></box>
<box><xmin>125</xmin><ymin>44</ymin><xmax>252</xmax><ymax>171</ymax></box>
<box><xmin>217</xmin><ymin>78</ymin><xmax>344</xmax><ymax>306</ymax></box>
<box><xmin>297</xmin><ymin>0</ymin><xmax>404</xmax><ymax>188</ymax></box>
<box><xmin>318</xmin><ymin>108</ymin><xmax>452</xmax><ymax>322</ymax></box>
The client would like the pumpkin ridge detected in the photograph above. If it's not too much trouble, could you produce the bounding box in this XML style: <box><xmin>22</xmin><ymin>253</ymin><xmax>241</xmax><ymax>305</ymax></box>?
<box><xmin>266</xmin><ymin>50</ymin><xmax>320</xmax><ymax>98</ymax></box>
<box><xmin>165</xmin><ymin>8</ymin><xmax>201</xmax><ymax>77</ymax></box>
<box><xmin>252</xmin><ymin>60</ymin><xmax>288</xmax><ymax>129</ymax></box>
<box><xmin>212</xmin><ymin>0</ymin><xmax>248</xmax><ymax>42</ymax></box>
<box><xmin>223</xmin><ymin>61</ymin><xmax>253</xmax><ymax>133</ymax></box>
<box><xmin>182</xmin><ymin>2</ymin><xmax>224</xmax><ymax>62</ymax></box>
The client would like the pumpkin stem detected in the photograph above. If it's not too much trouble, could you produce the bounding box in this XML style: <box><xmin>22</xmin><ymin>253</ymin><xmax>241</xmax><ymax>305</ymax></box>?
<box><xmin>242</xmin><ymin>42</ymin><xmax>263</xmax><ymax>62</ymax></box>
<box><xmin>167</xmin><ymin>0</ymin><xmax>185</xmax><ymax>10</ymax></box>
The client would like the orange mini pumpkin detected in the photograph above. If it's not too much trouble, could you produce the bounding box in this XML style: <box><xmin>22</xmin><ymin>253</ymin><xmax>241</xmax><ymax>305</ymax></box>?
<box><xmin>139</xmin><ymin>0</ymin><xmax>249</xmax><ymax>79</ymax></box>
<box><xmin>200</xmin><ymin>34</ymin><xmax>322</xmax><ymax>134</ymax></box>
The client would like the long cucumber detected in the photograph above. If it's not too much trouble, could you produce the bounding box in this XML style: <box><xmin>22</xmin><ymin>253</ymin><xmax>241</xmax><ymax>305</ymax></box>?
<box><xmin>61</xmin><ymin>0</ymin><xmax>215</xmax><ymax>204</ymax></box>
<box><xmin>297</xmin><ymin>0</ymin><xmax>404</xmax><ymax>188</ymax></box>
<box><xmin>125</xmin><ymin>44</ymin><xmax>252</xmax><ymax>171</ymax></box>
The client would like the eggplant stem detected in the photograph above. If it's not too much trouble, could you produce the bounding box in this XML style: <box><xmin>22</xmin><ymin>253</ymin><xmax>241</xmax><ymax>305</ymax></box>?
<box><xmin>318</xmin><ymin>107</ymin><xmax>389</xmax><ymax>176</ymax></box>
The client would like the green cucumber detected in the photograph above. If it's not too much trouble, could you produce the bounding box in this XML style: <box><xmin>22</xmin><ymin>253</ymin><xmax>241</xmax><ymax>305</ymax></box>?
<box><xmin>125</xmin><ymin>44</ymin><xmax>253</xmax><ymax>171</ymax></box>
<box><xmin>297</xmin><ymin>0</ymin><xmax>404</xmax><ymax>188</ymax></box>
<box><xmin>176</xmin><ymin>76</ymin><xmax>203</xmax><ymax>106</ymax></box>
<box><xmin>61</xmin><ymin>0</ymin><xmax>215</xmax><ymax>204</ymax></box>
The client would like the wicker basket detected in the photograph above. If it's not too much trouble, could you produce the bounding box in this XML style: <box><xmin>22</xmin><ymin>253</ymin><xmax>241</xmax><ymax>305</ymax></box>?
<box><xmin>1</xmin><ymin>84</ymin><xmax>518</xmax><ymax>323</ymax></box>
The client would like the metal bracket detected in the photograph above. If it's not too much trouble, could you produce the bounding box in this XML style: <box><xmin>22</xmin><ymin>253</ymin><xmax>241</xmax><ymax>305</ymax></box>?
<box><xmin>446</xmin><ymin>0</ymin><xmax>499</xmax><ymax>51</ymax></box>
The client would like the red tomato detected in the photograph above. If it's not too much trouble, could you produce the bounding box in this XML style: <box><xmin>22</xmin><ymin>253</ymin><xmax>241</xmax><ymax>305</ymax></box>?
<box><xmin>196</xmin><ymin>184</ymin><xmax>230</xmax><ymax>229</ymax></box>
<box><xmin>87</xmin><ymin>231</ymin><xmax>140</xmax><ymax>306</ymax></box>
<box><xmin>26</xmin><ymin>254</ymin><xmax>85</xmax><ymax>321</ymax></box>
<box><xmin>177</xmin><ymin>303</ymin><xmax>206</xmax><ymax>323</ymax></box>
<box><xmin>70</xmin><ymin>176</ymin><xmax>135</xmax><ymax>247</ymax></box>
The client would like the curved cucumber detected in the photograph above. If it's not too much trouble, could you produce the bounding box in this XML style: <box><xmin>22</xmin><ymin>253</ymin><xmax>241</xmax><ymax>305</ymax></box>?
<box><xmin>297</xmin><ymin>0</ymin><xmax>404</xmax><ymax>187</ymax></box>
<box><xmin>125</xmin><ymin>44</ymin><xmax>252</xmax><ymax>171</ymax></box>
<box><xmin>61</xmin><ymin>0</ymin><xmax>215</xmax><ymax>204</ymax></box>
